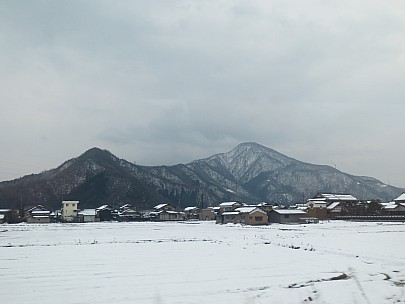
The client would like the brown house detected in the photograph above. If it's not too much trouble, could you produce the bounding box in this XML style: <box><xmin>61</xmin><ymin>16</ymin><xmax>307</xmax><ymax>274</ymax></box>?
<box><xmin>307</xmin><ymin>206</ymin><xmax>328</xmax><ymax>220</ymax></box>
<box><xmin>268</xmin><ymin>209</ymin><xmax>307</xmax><ymax>224</ymax></box>
<box><xmin>199</xmin><ymin>208</ymin><xmax>216</xmax><ymax>221</ymax></box>
<box><xmin>235</xmin><ymin>207</ymin><xmax>268</xmax><ymax>225</ymax></box>
<box><xmin>152</xmin><ymin>210</ymin><xmax>183</xmax><ymax>221</ymax></box>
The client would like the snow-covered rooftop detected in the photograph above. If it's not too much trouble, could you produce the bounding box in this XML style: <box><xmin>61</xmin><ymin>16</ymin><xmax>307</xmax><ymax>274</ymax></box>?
<box><xmin>31</xmin><ymin>210</ymin><xmax>51</xmax><ymax>215</ymax></box>
<box><xmin>154</xmin><ymin>204</ymin><xmax>168</xmax><ymax>210</ymax></box>
<box><xmin>235</xmin><ymin>207</ymin><xmax>256</xmax><ymax>213</ymax></box>
<box><xmin>78</xmin><ymin>209</ymin><xmax>96</xmax><ymax>216</ymax></box>
<box><xmin>219</xmin><ymin>202</ymin><xmax>239</xmax><ymax>207</ymax></box>
<box><xmin>96</xmin><ymin>205</ymin><xmax>110</xmax><ymax>211</ymax></box>
<box><xmin>184</xmin><ymin>207</ymin><xmax>198</xmax><ymax>211</ymax></box>
<box><xmin>327</xmin><ymin>202</ymin><xmax>341</xmax><ymax>210</ymax></box>
<box><xmin>235</xmin><ymin>207</ymin><xmax>266</xmax><ymax>215</ymax></box>
<box><xmin>222</xmin><ymin>211</ymin><xmax>239</xmax><ymax>216</ymax></box>
<box><xmin>272</xmin><ymin>209</ymin><xmax>307</xmax><ymax>215</ymax></box>
<box><xmin>394</xmin><ymin>193</ymin><xmax>405</xmax><ymax>202</ymax></box>
<box><xmin>317</xmin><ymin>193</ymin><xmax>358</xmax><ymax>201</ymax></box>
<box><xmin>381</xmin><ymin>202</ymin><xmax>398</xmax><ymax>210</ymax></box>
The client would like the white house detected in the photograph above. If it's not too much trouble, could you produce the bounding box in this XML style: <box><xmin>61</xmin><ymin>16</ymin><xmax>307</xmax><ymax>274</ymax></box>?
<box><xmin>78</xmin><ymin>209</ymin><xmax>96</xmax><ymax>223</ymax></box>
<box><xmin>62</xmin><ymin>201</ymin><xmax>79</xmax><ymax>222</ymax></box>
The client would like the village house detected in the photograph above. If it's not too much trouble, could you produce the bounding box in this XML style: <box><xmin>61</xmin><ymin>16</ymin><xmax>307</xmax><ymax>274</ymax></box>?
<box><xmin>216</xmin><ymin>203</ymin><xmax>268</xmax><ymax>225</ymax></box>
<box><xmin>326</xmin><ymin>202</ymin><xmax>342</xmax><ymax>219</ymax></box>
<box><xmin>78</xmin><ymin>209</ymin><xmax>96</xmax><ymax>223</ymax></box>
<box><xmin>394</xmin><ymin>193</ymin><xmax>405</xmax><ymax>205</ymax></box>
<box><xmin>0</xmin><ymin>209</ymin><xmax>13</xmax><ymax>224</ymax></box>
<box><xmin>306</xmin><ymin>205</ymin><xmax>328</xmax><ymax>220</ymax></box>
<box><xmin>307</xmin><ymin>193</ymin><xmax>358</xmax><ymax>207</ymax></box>
<box><xmin>219</xmin><ymin>202</ymin><xmax>242</xmax><ymax>213</ymax></box>
<box><xmin>62</xmin><ymin>201</ymin><xmax>79</xmax><ymax>222</ymax></box>
<box><xmin>199</xmin><ymin>207</ymin><xmax>217</xmax><ymax>221</ymax></box>
<box><xmin>380</xmin><ymin>200</ymin><xmax>405</xmax><ymax>215</ymax></box>
<box><xmin>235</xmin><ymin>207</ymin><xmax>268</xmax><ymax>225</ymax></box>
<box><xmin>149</xmin><ymin>203</ymin><xmax>183</xmax><ymax>221</ymax></box>
<box><xmin>268</xmin><ymin>209</ymin><xmax>307</xmax><ymax>224</ymax></box>
<box><xmin>154</xmin><ymin>203</ymin><xmax>177</xmax><ymax>212</ymax></box>
<box><xmin>306</xmin><ymin>193</ymin><xmax>358</xmax><ymax>218</ymax></box>
<box><xmin>220</xmin><ymin>211</ymin><xmax>240</xmax><ymax>224</ymax></box>
<box><xmin>96</xmin><ymin>205</ymin><xmax>113</xmax><ymax>221</ymax></box>
<box><xmin>26</xmin><ymin>205</ymin><xmax>52</xmax><ymax>223</ymax></box>
<box><xmin>184</xmin><ymin>206</ymin><xmax>200</xmax><ymax>220</ymax></box>
<box><xmin>119</xmin><ymin>207</ymin><xmax>142</xmax><ymax>221</ymax></box>
<box><xmin>256</xmin><ymin>202</ymin><xmax>273</xmax><ymax>213</ymax></box>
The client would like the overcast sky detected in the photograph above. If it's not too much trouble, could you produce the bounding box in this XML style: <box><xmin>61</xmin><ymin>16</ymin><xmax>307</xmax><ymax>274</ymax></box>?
<box><xmin>1</xmin><ymin>1</ymin><xmax>404</xmax><ymax>188</ymax></box>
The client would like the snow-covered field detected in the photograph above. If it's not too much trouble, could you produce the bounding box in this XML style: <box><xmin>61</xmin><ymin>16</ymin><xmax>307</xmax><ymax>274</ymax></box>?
<box><xmin>1</xmin><ymin>221</ymin><xmax>404</xmax><ymax>304</ymax></box>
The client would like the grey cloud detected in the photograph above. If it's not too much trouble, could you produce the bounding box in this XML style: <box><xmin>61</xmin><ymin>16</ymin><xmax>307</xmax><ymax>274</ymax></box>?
<box><xmin>0</xmin><ymin>1</ymin><xmax>404</xmax><ymax>187</ymax></box>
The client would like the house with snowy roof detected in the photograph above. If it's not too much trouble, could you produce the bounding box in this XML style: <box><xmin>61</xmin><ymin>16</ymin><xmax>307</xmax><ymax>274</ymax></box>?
<box><xmin>381</xmin><ymin>201</ymin><xmax>405</xmax><ymax>215</ymax></box>
<box><xmin>184</xmin><ymin>206</ymin><xmax>200</xmax><ymax>220</ymax></box>
<box><xmin>394</xmin><ymin>193</ymin><xmax>405</xmax><ymax>204</ymax></box>
<box><xmin>149</xmin><ymin>209</ymin><xmax>184</xmax><ymax>221</ymax></box>
<box><xmin>148</xmin><ymin>204</ymin><xmax>183</xmax><ymax>221</ymax></box>
<box><xmin>235</xmin><ymin>207</ymin><xmax>268</xmax><ymax>225</ymax></box>
<box><xmin>96</xmin><ymin>205</ymin><xmax>113</xmax><ymax>221</ymax></box>
<box><xmin>219</xmin><ymin>202</ymin><xmax>242</xmax><ymax>213</ymax></box>
<box><xmin>119</xmin><ymin>207</ymin><xmax>142</xmax><ymax>221</ymax></box>
<box><xmin>216</xmin><ymin>205</ymin><xmax>268</xmax><ymax>225</ymax></box>
<box><xmin>308</xmin><ymin>193</ymin><xmax>358</xmax><ymax>205</ymax></box>
<box><xmin>154</xmin><ymin>203</ymin><xmax>176</xmax><ymax>212</ymax></box>
<box><xmin>0</xmin><ymin>209</ymin><xmax>13</xmax><ymax>224</ymax></box>
<box><xmin>78</xmin><ymin>209</ymin><xmax>96</xmax><ymax>223</ymax></box>
<box><xmin>26</xmin><ymin>205</ymin><xmax>52</xmax><ymax>223</ymax></box>
<box><xmin>219</xmin><ymin>211</ymin><xmax>241</xmax><ymax>224</ymax></box>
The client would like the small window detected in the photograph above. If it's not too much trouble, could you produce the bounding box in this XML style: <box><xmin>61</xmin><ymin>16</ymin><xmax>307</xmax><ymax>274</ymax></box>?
<box><xmin>66</xmin><ymin>204</ymin><xmax>69</xmax><ymax>207</ymax></box>
<box><xmin>255</xmin><ymin>216</ymin><xmax>263</xmax><ymax>221</ymax></box>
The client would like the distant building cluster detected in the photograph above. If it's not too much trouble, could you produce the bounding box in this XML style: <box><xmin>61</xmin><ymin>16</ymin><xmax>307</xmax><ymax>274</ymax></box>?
<box><xmin>1</xmin><ymin>192</ymin><xmax>405</xmax><ymax>225</ymax></box>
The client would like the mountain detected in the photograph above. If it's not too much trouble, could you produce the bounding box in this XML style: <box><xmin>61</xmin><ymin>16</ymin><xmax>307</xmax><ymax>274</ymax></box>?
<box><xmin>0</xmin><ymin>143</ymin><xmax>403</xmax><ymax>210</ymax></box>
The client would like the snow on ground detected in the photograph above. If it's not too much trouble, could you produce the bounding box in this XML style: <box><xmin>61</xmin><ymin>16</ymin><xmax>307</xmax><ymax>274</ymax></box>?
<box><xmin>1</xmin><ymin>221</ymin><xmax>405</xmax><ymax>304</ymax></box>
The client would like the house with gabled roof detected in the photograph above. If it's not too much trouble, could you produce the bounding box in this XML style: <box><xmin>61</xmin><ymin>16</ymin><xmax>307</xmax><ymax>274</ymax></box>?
<box><xmin>96</xmin><ymin>205</ymin><xmax>113</xmax><ymax>221</ymax></box>
<box><xmin>154</xmin><ymin>203</ymin><xmax>176</xmax><ymax>212</ymax></box>
<box><xmin>219</xmin><ymin>202</ymin><xmax>242</xmax><ymax>213</ymax></box>
<box><xmin>308</xmin><ymin>193</ymin><xmax>358</xmax><ymax>205</ymax></box>
<box><xmin>26</xmin><ymin>205</ymin><xmax>52</xmax><ymax>223</ymax></box>
<box><xmin>394</xmin><ymin>193</ymin><xmax>405</xmax><ymax>204</ymax></box>
<box><xmin>381</xmin><ymin>201</ymin><xmax>405</xmax><ymax>215</ymax></box>
<box><xmin>235</xmin><ymin>207</ymin><xmax>268</xmax><ymax>225</ymax></box>
<box><xmin>326</xmin><ymin>202</ymin><xmax>342</xmax><ymax>219</ymax></box>
<box><xmin>184</xmin><ymin>206</ymin><xmax>200</xmax><ymax>220</ymax></box>
<box><xmin>149</xmin><ymin>209</ymin><xmax>184</xmax><ymax>221</ymax></box>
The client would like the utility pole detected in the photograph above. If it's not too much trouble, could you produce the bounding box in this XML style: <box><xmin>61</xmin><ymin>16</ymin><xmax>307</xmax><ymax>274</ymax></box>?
<box><xmin>201</xmin><ymin>193</ymin><xmax>204</xmax><ymax>209</ymax></box>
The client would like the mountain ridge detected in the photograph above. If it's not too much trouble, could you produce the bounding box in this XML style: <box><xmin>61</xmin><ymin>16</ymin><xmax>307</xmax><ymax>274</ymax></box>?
<box><xmin>0</xmin><ymin>143</ymin><xmax>402</xmax><ymax>210</ymax></box>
